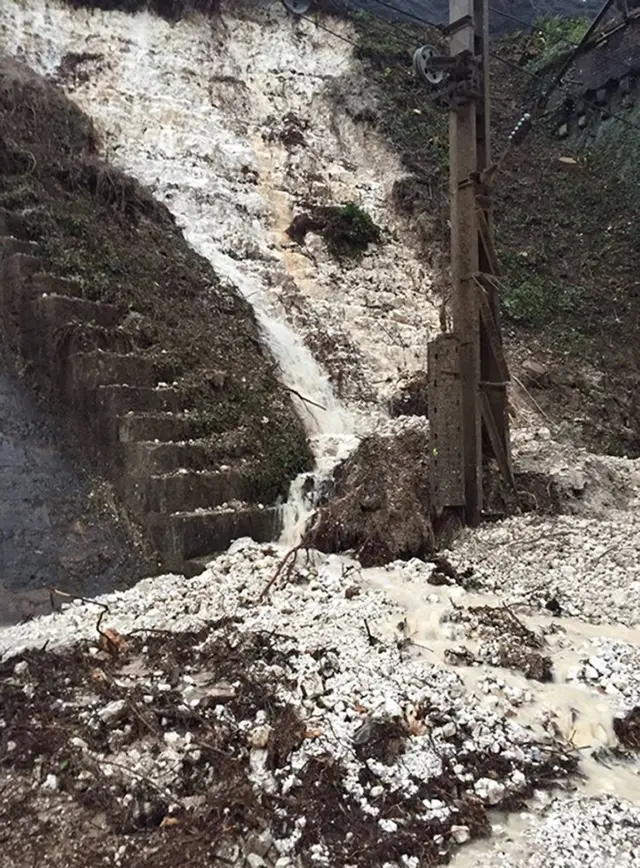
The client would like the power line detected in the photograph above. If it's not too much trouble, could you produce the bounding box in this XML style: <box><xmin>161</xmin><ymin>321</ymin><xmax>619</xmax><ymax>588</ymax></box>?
<box><xmin>489</xmin><ymin>46</ymin><xmax>640</xmax><ymax>135</ymax></box>
<box><xmin>294</xmin><ymin>0</ymin><xmax>640</xmax><ymax>137</ymax></box>
<box><xmin>366</xmin><ymin>0</ymin><xmax>444</xmax><ymax>31</ymax></box>
<box><xmin>358</xmin><ymin>0</ymin><xmax>640</xmax><ymax>135</ymax></box>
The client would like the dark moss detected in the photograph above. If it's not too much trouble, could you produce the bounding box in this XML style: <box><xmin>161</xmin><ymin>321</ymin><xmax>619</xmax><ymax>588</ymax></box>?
<box><xmin>287</xmin><ymin>203</ymin><xmax>382</xmax><ymax>260</ymax></box>
<box><xmin>0</xmin><ymin>56</ymin><xmax>312</xmax><ymax>501</ymax></box>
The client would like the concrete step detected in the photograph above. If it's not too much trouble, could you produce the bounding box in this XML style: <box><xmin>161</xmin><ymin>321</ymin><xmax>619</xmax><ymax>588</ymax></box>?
<box><xmin>132</xmin><ymin>465</ymin><xmax>258</xmax><ymax>513</ymax></box>
<box><xmin>182</xmin><ymin>554</ymin><xmax>218</xmax><ymax>579</ymax></box>
<box><xmin>0</xmin><ymin>236</ymin><xmax>39</xmax><ymax>257</ymax></box>
<box><xmin>32</xmin><ymin>293</ymin><xmax>122</xmax><ymax>329</ymax></box>
<box><xmin>118</xmin><ymin>412</ymin><xmax>202</xmax><ymax>444</ymax></box>
<box><xmin>121</xmin><ymin>439</ymin><xmax>217</xmax><ymax>475</ymax></box>
<box><xmin>64</xmin><ymin>322</ymin><xmax>140</xmax><ymax>356</ymax></box>
<box><xmin>30</xmin><ymin>273</ymin><xmax>86</xmax><ymax>300</ymax></box>
<box><xmin>120</xmin><ymin>434</ymin><xmax>250</xmax><ymax>474</ymax></box>
<box><xmin>69</xmin><ymin>352</ymin><xmax>157</xmax><ymax>389</ymax></box>
<box><xmin>97</xmin><ymin>384</ymin><xmax>181</xmax><ymax>419</ymax></box>
<box><xmin>147</xmin><ymin>505</ymin><xmax>281</xmax><ymax>571</ymax></box>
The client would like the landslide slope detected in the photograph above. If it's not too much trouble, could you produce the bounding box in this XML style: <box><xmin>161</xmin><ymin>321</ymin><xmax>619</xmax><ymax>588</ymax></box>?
<box><xmin>0</xmin><ymin>55</ymin><xmax>312</xmax><ymax>544</ymax></box>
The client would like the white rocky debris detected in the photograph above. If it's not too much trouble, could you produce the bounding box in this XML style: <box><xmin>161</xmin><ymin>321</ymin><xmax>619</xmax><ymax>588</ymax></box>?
<box><xmin>0</xmin><ymin>0</ymin><xmax>440</xmax><ymax>433</ymax></box>
<box><xmin>468</xmin><ymin>796</ymin><xmax>640</xmax><ymax>868</ymax></box>
<box><xmin>1</xmin><ymin>0</ymin><xmax>640</xmax><ymax>864</ymax></box>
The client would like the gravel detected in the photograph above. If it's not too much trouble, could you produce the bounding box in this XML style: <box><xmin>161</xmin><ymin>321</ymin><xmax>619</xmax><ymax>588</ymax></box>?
<box><xmin>572</xmin><ymin>639</ymin><xmax>640</xmax><ymax>710</ymax></box>
<box><xmin>1</xmin><ymin>0</ymin><xmax>640</xmax><ymax>864</ymax></box>
<box><xmin>471</xmin><ymin>796</ymin><xmax>640</xmax><ymax>867</ymax></box>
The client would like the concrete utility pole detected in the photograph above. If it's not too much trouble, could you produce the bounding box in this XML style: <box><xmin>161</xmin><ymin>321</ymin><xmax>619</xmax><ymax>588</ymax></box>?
<box><xmin>427</xmin><ymin>0</ymin><xmax>512</xmax><ymax>524</ymax></box>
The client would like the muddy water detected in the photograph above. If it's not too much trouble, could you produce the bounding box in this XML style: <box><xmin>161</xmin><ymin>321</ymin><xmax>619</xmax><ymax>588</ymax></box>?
<box><xmin>365</xmin><ymin>568</ymin><xmax>640</xmax><ymax>805</ymax></box>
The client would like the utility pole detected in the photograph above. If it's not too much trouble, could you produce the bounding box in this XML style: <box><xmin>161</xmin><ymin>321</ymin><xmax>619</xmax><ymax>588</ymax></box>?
<box><xmin>427</xmin><ymin>0</ymin><xmax>512</xmax><ymax>524</ymax></box>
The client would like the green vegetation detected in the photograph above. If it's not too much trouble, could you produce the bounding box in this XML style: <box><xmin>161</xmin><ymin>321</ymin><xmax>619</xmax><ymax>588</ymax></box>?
<box><xmin>498</xmin><ymin>249</ymin><xmax>584</xmax><ymax>330</ymax></box>
<box><xmin>346</xmin><ymin>12</ymin><xmax>449</xmax><ymax>254</ymax></box>
<box><xmin>287</xmin><ymin>203</ymin><xmax>381</xmax><ymax>260</ymax></box>
<box><xmin>351</xmin><ymin>12</ymin><xmax>448</xmax><ymax>171</ymax></box>
<box><xmin>323</xmin><ymin>203</ymin><xmax>382</xmax><ymax>259</ymax></box>
<box><xmin>524</xmin><ymin>15</ymin><xmax>590</xmax><ymax>75</ymax></box>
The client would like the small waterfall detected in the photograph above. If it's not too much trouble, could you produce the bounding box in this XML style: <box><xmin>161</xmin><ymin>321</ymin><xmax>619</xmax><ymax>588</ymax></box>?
<box><xmin>0</xmin><ymin>0</ymin><xmax>364</xmax><ymax>546</ymax></box>
<box><xmin>279</xmin><ymin>431</ymin><xmax>361</xmax><ymax>546</ymax></box>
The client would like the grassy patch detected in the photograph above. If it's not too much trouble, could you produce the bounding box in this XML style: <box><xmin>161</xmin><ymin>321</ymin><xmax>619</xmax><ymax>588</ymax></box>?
<box><xmin>287</xmin><ymin>203</ymin><xmax>382</xmax><ymax>260</ymax></box>
<box><xmin>524</xmin><ymin>15</ymin><xmax>590</xmax><ymax>75</ymax></box>
<box><xmin>498</xmin><ymin>251</ymin><xmax>584</xmax><ymax>329</ymax></box>
<box><xmin>0</xmin><ymin>57</ymin><xmax>312</xmax><ymax>497</ymax></box>
<box><xmin>324</xmin><ymin>203</ymin><xmax>381</xmax><ymax>258</ymax></box>
<box><xmin>344</xmin><ymin>11</ymin><xmax>450</xmax><ymax>256</ymax></box>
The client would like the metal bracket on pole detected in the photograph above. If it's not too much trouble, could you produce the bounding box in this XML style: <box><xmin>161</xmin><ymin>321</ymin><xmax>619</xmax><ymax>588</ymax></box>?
<box><xmin>428</xmin><ymin>0</ymin><xmax>513</xmax><ymax>525</ymax></box>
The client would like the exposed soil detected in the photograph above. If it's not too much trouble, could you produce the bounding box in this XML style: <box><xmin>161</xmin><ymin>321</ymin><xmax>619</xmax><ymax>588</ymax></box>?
<box><xmin>614</xmin><ymin>707</ymin><xmax>640</xmax><ymax>751</ymax></box>
<box><xmin>304</xmin><ymin>428</ymin><xmax>460</xmax><ymax>566</ymax></box>
<box><xmin>388</xmin><ymin>370</ymin><xmax>429</xmax><ymax>418</ymax></box>
<box><xmin>0</xmin><ymin>55</ymin><xmax>312</xmax><ymax>503</ymax></box>
<box><xmin>443</xmin><ymin>602</ymin><xmax>555</xmax><ymax>683</ymax></box>
<box><xmin>0</xmin><ymin>618</ymin><xmax>579</xmax><ymax>868</ymax></box>
<box><xmin>61</xmin><ymin>0</ymin><xmax>221</xmax><ymax>18</ymax></box>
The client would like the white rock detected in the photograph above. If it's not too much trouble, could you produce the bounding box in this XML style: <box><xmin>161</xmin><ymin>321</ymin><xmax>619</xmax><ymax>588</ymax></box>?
<box><xmin>588</xmin><ymin>656</ymin><xmax>610</xmax><ymax>676</ymax></box>
<box><xmin>450</xmin><ymin>825</ymin><xmax>470</xmax><ymax>844</ymax></box>
<box><xmin>98</xmin><ymin>699</ymin><xmax>128</xmax><ymax>726</ymax></box>
<box><xmin>249</xmin><ymin>725</ymin><xmax>272</xmax><ymax>749</ymax></box>
<box><xmin>475</xmin><ymin>778</ymin><xmax>505</xmax><ymax>805</ymax></box>
<box><xmin>41</xmin><ymin>774</ymin><xmax>58</xmax><ymax>792</ymax></box>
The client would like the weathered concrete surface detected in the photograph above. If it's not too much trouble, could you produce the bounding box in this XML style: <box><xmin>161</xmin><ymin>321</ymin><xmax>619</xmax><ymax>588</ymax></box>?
<box><xmin>0</xmin><ymin>354</ymin><xmax>149</xmax><ymax>625</ymax></box>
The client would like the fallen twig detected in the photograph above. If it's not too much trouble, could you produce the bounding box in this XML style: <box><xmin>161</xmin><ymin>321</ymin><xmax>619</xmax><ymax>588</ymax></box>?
<box><xmin>284</xmin><ymin>385</ymin><xmax>326</xmax><ymax>411</ymax></box>
<box><xmin>256</xmin><ymin>544</ymin><xmax>304</xmax><ymax>603</ymax></box>
<box><xmin>47</xmin><ymin>587</ymin><xmax>116</xmax><ymax>650</ymax></box>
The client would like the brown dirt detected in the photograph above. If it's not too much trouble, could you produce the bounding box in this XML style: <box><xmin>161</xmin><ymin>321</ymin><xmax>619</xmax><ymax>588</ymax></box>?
<box><xmin>388</xmin><ymin>370</ymin><xmax>430</xmax><ymax>418</ymax></box>
<box><xmin>444</xmin><ymin>604</ymin><xmax>554</xmax><ymax>683</ymax></box>
<box><xmin>62</xmin><ymin>0</ymin><xmax>221</xmax><ymax>18</ymax></box>
<box><xmin>614</xmin><ymin>707</ymin><xmax>640</xmax><ymax>750</ymax></box>
<box><xmin>304</xmin><ymin>428</ymin><xmax>461</xmax><ymax>566</ymax></box>
<box><xmin>0</xmin><ymin>621</ymin><xmax>579</xmax><ymax>867</ymax></box>
<box><xmin>0</xmin><ymin>55</ymin><xmax>312</xmax><ymax>502</ymax></box>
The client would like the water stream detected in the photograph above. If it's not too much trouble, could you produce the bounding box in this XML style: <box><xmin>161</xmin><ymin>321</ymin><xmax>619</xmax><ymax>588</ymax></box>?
<box><xmin>0</xmin><ymin>0</ymin><xmax>369</xmax><ymax>541</ymax></box>
<box><xmin>365</xmin><ymin>566</ymin><xmax>640</xmax><ymax>808</ymax></box>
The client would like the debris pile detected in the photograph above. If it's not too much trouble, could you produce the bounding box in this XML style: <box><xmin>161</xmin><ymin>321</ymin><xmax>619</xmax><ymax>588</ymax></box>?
<box><xmin>0</xmin><ymin>541</ymin><xmax>580</xmax><ymax>867</ymax></box>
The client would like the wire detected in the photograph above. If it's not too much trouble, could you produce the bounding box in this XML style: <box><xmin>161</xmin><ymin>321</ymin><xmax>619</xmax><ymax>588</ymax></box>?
<box><xmin>297</xmin><ymin>11</ymin><xmax>363</xmax><ymax>47</ymax></box>
<box><xmin>352</xmin><ymin>0</ymin><xmax>640</xmax><ymax>136</ymax></box>
<box><xmin>366</xmin><ymin>0</ymin><xmax>444</xmax><ymax>32</ymax></box>
<box><xmin>294</xmin><ymin>0</ymin><xmax>640</xmax><ymax>138</ymax></box>
<box><xmin>489</xmin><ymin>48</ymin><xmax>640</xmax><ymax>135</ymax></box>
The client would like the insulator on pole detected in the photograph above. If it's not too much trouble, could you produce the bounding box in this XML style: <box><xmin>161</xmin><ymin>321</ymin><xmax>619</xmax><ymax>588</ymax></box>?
<box><xmin>282</xmin><ymin>0</ymin><xmax>312</xmax><ymax>13</ymax></box>
<box><xmin>508</xmin><ymin>112</ymin><xmax>532</xmax><ymax>146</ymax></box>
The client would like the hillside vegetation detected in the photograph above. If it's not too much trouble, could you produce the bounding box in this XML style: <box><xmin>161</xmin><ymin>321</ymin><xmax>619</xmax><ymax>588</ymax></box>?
<box><xmin>0</xmin><ymin>56</ymin><xmax>312</xmax><ymax>500</ymax></box>
<box><xmin>340</xmin><ymin>9</ymin><xmax>640</xmax><ymax>457</ymax></box>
